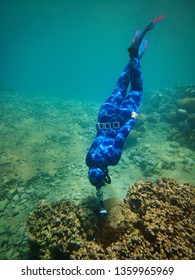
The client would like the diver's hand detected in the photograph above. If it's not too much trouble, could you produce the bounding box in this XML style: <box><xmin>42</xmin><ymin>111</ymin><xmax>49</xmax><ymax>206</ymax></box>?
<box><xmin>131</xmin><ymin>111</ymin><xmax>138</xmax><ymax>119</ymax></box>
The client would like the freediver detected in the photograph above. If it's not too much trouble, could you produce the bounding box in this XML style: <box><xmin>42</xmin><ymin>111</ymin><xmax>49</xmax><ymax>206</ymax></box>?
<box><xmin>86</xmin><ymin>16</ymin><xmax>164</xmax><ymax>214</ymax></box>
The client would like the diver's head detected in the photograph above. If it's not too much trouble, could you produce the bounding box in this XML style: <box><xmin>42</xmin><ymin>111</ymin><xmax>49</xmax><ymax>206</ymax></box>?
<box><xmin>88</xmin><ymin>167</ymin><xmax>111</xmax><ymax>189</ymax></box>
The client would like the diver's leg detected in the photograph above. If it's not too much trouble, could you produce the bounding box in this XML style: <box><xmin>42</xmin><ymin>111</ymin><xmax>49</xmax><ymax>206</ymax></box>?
<box><xmin>97</xmin><ymin>63</ymin><xmax>131</xmax><ymax>122</ymax></box>
<box><xmin>129</xmin><ymin>59</ymin><xmax>143</xmax><ymax>113</ymax></box>
<box><xmin>104</xmin><ymin>62</ymin><xmax>131</xmax><ymax>106</ymax></box>
<box><xmin>130</xmin><ymin>57</ymin><xmax>143</xmax><ymax>92</ymax></box>
<box><xmin>117</xmin><ymin>57</ymin><xmax>143</xmax><ymax>120</ymax></box>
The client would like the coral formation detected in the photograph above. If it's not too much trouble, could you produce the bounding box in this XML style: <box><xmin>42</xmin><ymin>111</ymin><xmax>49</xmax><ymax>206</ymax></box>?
<box><xmin>129</xmin><ymin>148</ymin><xmax>161</xmax><ymax>176</ymax></box>
<box><xmin>28</xmin><ymin>178</ymin><xmax>195</xmax><ymax>260</ymax></box>
<box><xmin>177</xmin><ymin>98</ymin><xmax>195</xmax><ymax>113</ymax></box>
<box><xmin>144</xmin><ymin>84</ymin><xmax>195</xmax><ymax>150</ymax></box>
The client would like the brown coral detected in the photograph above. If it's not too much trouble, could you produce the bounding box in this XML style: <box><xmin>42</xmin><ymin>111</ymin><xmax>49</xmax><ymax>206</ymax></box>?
<box><xmin>27</xmin><ymin>178</ymin><xmax>195</xmax><ymax>260</ymax></box>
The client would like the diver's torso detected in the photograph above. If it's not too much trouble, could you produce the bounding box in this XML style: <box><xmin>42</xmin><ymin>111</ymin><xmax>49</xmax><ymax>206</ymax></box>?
<box><xmin>86</xmin><ymin>134</ymin><xmax>122</xmax><ymax>167</ymax></box>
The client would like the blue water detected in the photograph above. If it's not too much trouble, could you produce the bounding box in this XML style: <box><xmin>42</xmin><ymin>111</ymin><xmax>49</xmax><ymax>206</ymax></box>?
<box><xmin>0</xmin><ymin>0</ymin><xmax>195</xmax><ymax>102</ymax></box>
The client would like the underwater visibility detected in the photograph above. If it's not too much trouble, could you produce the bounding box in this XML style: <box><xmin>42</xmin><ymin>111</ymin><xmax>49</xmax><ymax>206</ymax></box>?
<box><xmin>0</xmin><ymin>0</ymin><xmax>195</xmax><ymax>260</ymax></box>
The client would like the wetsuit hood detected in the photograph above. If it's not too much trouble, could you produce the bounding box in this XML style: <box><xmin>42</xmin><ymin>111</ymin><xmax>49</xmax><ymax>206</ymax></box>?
<box><xmin>88</xmin><ymin>167</ymin><xmax>105</xmax><ymax>189</ymax></box>
<box><xmin>88</xmin><ymin>166</ymin><xmax>111</xmax><ymax>189</ymax></box>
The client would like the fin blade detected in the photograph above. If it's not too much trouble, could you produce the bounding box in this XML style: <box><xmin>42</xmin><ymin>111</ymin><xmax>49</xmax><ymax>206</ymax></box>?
<box><xmin>153</xmin><ymin>15</ymin><xmax>165</xmax><ymax>24</ymax></box>
<box><xmin>138</xmin><ymin>38</ymin><xmax>148</xmax><ymax>58</ymax></box>
<box><xmin>144</xmin><ymin>15</ymin><xmax>165</xmax><ymax>33</ymax></box>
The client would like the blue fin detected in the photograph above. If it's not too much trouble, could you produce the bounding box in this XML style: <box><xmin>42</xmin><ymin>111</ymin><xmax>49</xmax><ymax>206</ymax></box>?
<box><xmin>130</xmin><ymin>30</ymin><xmax>148</xmax><ymax>58</ymax></box>
<box><xmin>138</xmin><ymin>37</ymin><xmax>148</xmax><ymax>59</ymax></box>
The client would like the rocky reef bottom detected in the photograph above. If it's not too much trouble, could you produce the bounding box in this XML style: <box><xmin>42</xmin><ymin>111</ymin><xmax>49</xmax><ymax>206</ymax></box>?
<box><xmin>28</xmin><ymin>178</ymin><xmax>195</xmax><ymax>260</ymax></box>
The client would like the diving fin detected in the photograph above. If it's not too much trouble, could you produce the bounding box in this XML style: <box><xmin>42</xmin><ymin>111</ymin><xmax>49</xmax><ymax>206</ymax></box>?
<box><xmin>142</xmin><ymin>15</ymin><xmax>165</xmax><ymax>34</ymax></box>
<box><xmin>128</xmin><ymin>15</ymin><xmax>164</xmax><ymax>58</ymax></box>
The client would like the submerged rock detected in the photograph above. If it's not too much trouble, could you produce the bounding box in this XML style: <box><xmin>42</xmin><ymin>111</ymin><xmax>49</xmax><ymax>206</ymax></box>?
<box><xmin>144</xmin><ymin>84</ymin><xmax>195</xmax><ymax>150</ymax></box>
<box><xmin>27</xmin><ymin>178</ymin><xmax>195</xmax><ymax>260</ymax></box>
<box><xmin>177</xmin><ymin>98</ymin><xmax>195</xmax><ymax>113</ymax></box>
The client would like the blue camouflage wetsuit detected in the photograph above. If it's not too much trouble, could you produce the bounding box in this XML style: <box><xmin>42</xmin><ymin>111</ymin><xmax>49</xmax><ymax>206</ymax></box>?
<box><xmin>86</xmin><ymin>57</ymin><xmax>142</xmax><ymax>188</ymax></box>
<box><xmin>85</xmin><ymin>15</ymin><xmax>164</xmax><ymax>213</ymax></box>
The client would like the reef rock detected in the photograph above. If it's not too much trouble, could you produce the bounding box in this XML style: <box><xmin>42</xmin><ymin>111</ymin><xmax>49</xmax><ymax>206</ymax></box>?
<box><xmin>177</xmin><ymin>97</ymin><xmax>195</xmax><ymax>113</ymax></box>
<box><xmin>27</xmin><ymin>178</ymin><xmax>195</xmax><ymax>260</ymax></box>
<box><xmin>144</xmin><ymin>84</ymin><xmax>195</xmax><ymax>150</ymax></box>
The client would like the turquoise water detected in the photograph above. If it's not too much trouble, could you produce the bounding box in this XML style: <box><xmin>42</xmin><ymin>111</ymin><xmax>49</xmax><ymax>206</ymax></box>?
<box><xmin>0</xmin><ymin>0</ymin><xmax>195</xmax><ymax>260</ymax></box>
<box><xmin>0</xmin><ymin>0</ymin><xmax>195</xmax><ymax>102</ymax></box>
